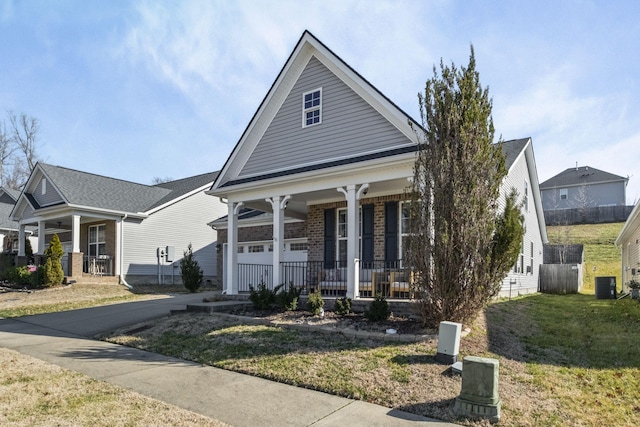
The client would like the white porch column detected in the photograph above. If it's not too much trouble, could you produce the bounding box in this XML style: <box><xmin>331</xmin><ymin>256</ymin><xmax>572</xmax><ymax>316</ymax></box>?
<box><xmin>37</xmin><ymin>221</ymin><xmax>46</xmax><ymax>254</ymax></box>
<box><xmin>18</xmin><ymin>225</ymin><xmax>26</xmax><ymax>257</ymax></box>
<box><xmin>226</xmin><ymin>201</ymin><xmax>243</xmax><ymax>295</ymax></box>
<box><xmin>114</xmin><ymin>217</ymin><xmax>122</xmax><ymax>276</ymax></box>
<box><xmin>71</xmin><ymin>215</ymin><xmax>81</xmax><ymax>253</ymax></box>
<box><xmin>266</xmin><ymin>195</ymin><xmax>290</xmax><ymax>289</ymax></box>
<box><xmin>337</xmin><ymin>184</ymin><xmax>369</xmax><ymax>299</ymax></box>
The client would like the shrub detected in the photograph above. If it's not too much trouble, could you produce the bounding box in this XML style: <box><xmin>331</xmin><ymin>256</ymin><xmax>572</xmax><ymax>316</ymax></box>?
<box><xmin>4</xmin><ymin>266</ymin><xmax>31</xmax><ymax>285</ymax></box>
<box><xmin>180</xmin><ymin>243</ymin><xmax>203</xmax><ymax>293</ymax></box>
<box><xmin>249</xmin><ymin>283</ymin><xmax>281</xmax><ymax>310</ymax></box>
<box><xmin>365</xmin><ymin>294</ymin><xmax>390</xmax><ymax>322</ymax></box>
<box><xmin>43</xmin><ymin>234</ymin><xmax>64</xmax><ymax>287</ymax></box>
<box><xmin>307</xmin><ymin>289</ymin><xmax>324</xmax><ymax>316</ymax></box>
<box><xmin>334</xmin><ymin>297</ymin><xmax>352</xmax><ymax>316</ymax></box>
<box><xmin>275</xmin><ymin>283</ymin><xmax>302</xmax><ymax>311</ymax></box>
<box><xmin>29</xmin><ymin>265</ymin><xmax>45</xmax><ymax>288</ymax></box>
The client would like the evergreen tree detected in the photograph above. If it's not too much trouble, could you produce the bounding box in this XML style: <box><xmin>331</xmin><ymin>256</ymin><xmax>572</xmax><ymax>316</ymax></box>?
<box><xmin>407</xmin><ymin>47</ymin><xmax>525</xmax><ymax>327</ymax></box>
<box><xmin>180</xmin><ymin>243</ymin><xmax>203</xmax><ymax>292</ymax></box>
<box><xmin>43</xmin><ymin>233</ymin><xmax>64</xmax><ymax>286</ymax></box>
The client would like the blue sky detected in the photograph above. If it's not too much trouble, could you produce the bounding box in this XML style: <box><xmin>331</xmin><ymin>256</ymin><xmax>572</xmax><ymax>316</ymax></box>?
<box><xmin>1</xmin><ymin>0</ymin><xmax>639</xmax><ymax>202</ymax></box>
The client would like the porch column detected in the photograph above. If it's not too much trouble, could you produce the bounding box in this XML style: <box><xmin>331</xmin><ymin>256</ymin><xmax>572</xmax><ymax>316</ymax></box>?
<box><xmin>71</xmin><ymin>215</ymin><xmax>81</xmax><ymax>253</ymax></box>
<box><xmin>37</xmin><ymin>221</ymin><xmax>46</xmax><ymax>254</ymax></box>
<box><xmin>226</xmin><ymin>201</ymin><xmax>243</xmax><ymax>295</ymax></box>
<box><xmin>18</xmin><ymin>225</ymin><xmax>26</xmax><ymax>257</ymax></box>
<box><xmin>114</xmin><ymin>217</ymin><xmax>122</xmax><ymax>276</ymax></box>
<box><xmin>337</xmin><ymin>184</ymin><xmax>369</xmax><ymax>299</ymax></box>
<box><xmin>266</xmin><ymin>195</ymin><xmax>290</xmax><ymax>289</ymax></box>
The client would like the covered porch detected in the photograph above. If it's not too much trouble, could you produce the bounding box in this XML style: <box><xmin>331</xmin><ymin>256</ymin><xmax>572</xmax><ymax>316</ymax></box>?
<box><xmin>16</xmin><ymin>210</ymin><xmax>130</xmax><ymax>279</ymax></box>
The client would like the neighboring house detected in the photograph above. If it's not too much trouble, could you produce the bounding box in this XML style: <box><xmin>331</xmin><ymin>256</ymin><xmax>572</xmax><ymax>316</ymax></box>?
<box><xmin>615</xmin><ymin>199</ymin><xmax>640</xmax><ymax>291</ymax></box>
<box><xmin>10</xmin><ymin>163</ymin><xmax>226</xmax><ymax>285</ymax></box>
<box><xmin>540</xmin><ymin>165</ymin><xmax>628</xmax><ymax>210</ymax></box>
<box><xmin>207</xmin><ymin>31</ymin><xmax>547</xmax><ymax>299</ymax></box>
<box><xmin>0</xmin><ymin>186</ymin><xmax>37</xmax><ymax>254</ymax></box>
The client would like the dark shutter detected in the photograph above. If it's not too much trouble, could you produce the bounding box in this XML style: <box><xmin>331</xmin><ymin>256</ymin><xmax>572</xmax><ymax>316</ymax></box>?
<box><xmin>323</xmin><ymin>208</ymin><xmax>335</xmax><ymax>269</ymax></box>
<box><xmin>361</xmin><ymin>204</ymin><xmax>374</xmax><ymax>267</ymax></box>
<box><xmin>384</xmin><ymin>201</ymin><xmax>398</xmax><ymax>267</ymax></box>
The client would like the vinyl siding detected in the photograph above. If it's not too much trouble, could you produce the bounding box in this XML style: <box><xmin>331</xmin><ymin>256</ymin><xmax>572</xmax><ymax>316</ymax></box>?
<box><xmin>621</xmin><ymin>218</ymin><xmax>640</xmax><ymax>287</ymax></box>
<box><xmin>499</xmin><ymin>151</ymin><xmax>545</xmax><ymax>296</ymax></box>
<box><xmin>541</xmin><ymin>181</ymin><xmax>626</xmax><ymax>210</ymax></box>
<box><xmin>122</xmin><ymin>189</ymin><xmax>226</xmax><ymax>281</ymax></box>
<box><xmin>32</xmin><ymin>178</ymin><xmax>64</xmax><ymax>207</ymax></box>
<box><xmin>240</xmin><ymin>56</ymin><xmax>413</xmax><ymax>177</ymax></box>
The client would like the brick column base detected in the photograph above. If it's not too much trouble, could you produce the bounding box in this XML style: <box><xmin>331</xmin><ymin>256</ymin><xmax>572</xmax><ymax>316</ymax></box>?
<box><xmin>68</xmin><ymin>252</ymin><xmax>84</xmax><ymax>278</ymax></box>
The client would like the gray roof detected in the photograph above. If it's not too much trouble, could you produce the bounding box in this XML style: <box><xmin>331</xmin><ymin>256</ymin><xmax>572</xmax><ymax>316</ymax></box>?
<box><xmin>36</xmin><ymin>164</ymin><xmax>218</xmax><ymax>214</ymax></box>
<box><xmin>0</xmin><ymin>200</ymin><xmax>19</xmax><ymax>231</ymax></box>
<box><xmin>539</xmin><ymin>165</ymin><xmax>628</xmax><ymax>189</ymax></box>
<box><xmin>500</xmin><ymin>138</ymin><xmax>529</xmax><ymax>169</ymax></box>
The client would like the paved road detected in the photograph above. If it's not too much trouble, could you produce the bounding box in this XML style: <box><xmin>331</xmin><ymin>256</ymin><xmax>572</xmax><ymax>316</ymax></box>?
<box><xmin>0</xmin><ymin>292</ymin><xmax>458</xmax><ymax>426</ymax></box>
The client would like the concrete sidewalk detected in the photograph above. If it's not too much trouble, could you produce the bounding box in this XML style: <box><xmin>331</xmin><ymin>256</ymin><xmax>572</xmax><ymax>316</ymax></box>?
<box><xmin>0</xmin><ymin>294</ymin><xmax>457</xmax><ymax>426</ymax></box>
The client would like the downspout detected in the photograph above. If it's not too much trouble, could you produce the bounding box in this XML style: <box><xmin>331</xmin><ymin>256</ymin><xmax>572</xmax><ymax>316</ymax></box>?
<box><xmin>118</xmin><ymin>214</ymin><xmax>133</xmax><ymax>290</ymax></box>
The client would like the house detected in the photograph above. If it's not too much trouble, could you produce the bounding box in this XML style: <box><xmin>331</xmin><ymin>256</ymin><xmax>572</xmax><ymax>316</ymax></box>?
<box><xmin>615</xmin><ymin>199</ymin><xmax>640</xmax><ymax>291</ymax></box>
<box><xmin>9</xmin><ymin>163</ymin><xmax>226</xmax><ymax>285</ymax></box>
<box><xmin>0</xmin><ymin>186</ymin><xmax>37</xmax><ymax>254</ymax></box>
<box><xmin>540</xmin><ymin>165</ymin><xmax>629</xmax><ymax>210</ymax></box>
<box><xmin>207</xmin><ymin>31</ymin><xmax>547</xmax><ymax>299</ymax></box>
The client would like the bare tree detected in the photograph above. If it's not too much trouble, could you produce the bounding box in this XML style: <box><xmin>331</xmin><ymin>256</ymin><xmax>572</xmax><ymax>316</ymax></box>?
<box><xmin>152</xmin><ymin>176</ymin><xmax>174</xmax><ymax>185</ymax></box>
<box><xmin>0</xmin><ymin>111</ymin><xmax>43</xmax><ymax>189</ymax></box>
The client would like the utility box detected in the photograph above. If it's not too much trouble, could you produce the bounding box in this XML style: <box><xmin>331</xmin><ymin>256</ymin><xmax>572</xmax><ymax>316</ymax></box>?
<box><xmin>435</xmin><ymin>321</ymin><xmax>462</xmax><ymax>364</ymax></box>
<box><xmin>595</xmin><ymin>276</ymin><xmax>616</xmax><ymax>299</ymax></box>
<box><xmin>165</xmin><ymin>246</ymin><xmax>175</xmax><ymax>262</ymax></box>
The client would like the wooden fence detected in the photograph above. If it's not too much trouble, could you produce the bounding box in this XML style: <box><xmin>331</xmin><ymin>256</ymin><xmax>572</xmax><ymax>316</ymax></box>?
<box><xmin>539</xmin><ymin>264</ymin><xmax>582</xmax><ymax>294</ymax></box>
<box><xmin>544</xmin><ymin>205</ymin><xmax>633</xmax><ymax>226</ymax></box>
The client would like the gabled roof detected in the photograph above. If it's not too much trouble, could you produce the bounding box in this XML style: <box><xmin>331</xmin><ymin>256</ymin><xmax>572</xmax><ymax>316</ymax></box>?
<box><xmin>11</xmin><ymin>163</ymin><xmax>218</xmax><ymax>219</ymax></box>
<box><xmin>209</xmin><ymin>30</ymin><xmax>420</xmax><ymax>194</ymax></box>
<box><xmin>615</xmin><ymin>198</ymin><xmax>640</xmax><ymax>246</ymax></box>
<box><xmin>540</xmin><ymin>165</ymin><xmax>628</xmax><ymax>189</ymax></box>
<box><xmin>501</xmin><ymin>138</ymin><xmax>529</xmax><ymax>170</ymax></box>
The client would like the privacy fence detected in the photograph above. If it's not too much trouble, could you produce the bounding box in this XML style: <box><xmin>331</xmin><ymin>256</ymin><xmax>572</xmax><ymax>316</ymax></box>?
<box><xmin>544</xmin><ymin>205</ymin><xmax>633</xmax><ymax>226</ymax></box>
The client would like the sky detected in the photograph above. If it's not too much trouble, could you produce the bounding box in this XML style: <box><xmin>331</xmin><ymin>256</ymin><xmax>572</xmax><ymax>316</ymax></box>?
<box><xmin>1</xmin><ymin>0</ymin><xmax>639</xmax><ymax>203</ymax></box>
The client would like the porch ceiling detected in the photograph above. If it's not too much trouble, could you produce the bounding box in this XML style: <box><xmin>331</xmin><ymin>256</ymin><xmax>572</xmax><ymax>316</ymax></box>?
<box><xmin>239</xmin><ymin>176</ymin><xmax>412</xmax><ymax>219</ymax></box>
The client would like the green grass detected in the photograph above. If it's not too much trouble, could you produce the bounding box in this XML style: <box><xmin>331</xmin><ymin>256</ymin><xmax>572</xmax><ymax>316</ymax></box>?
<box><xmin>546</xmin><ymin>222</ymin><xmax>624</xmax><ymax>292</ymax></box>
<box><xmin>487</xmin><ymin>293</ymin><xmax>640</xmax><ymax>426</ymax></box>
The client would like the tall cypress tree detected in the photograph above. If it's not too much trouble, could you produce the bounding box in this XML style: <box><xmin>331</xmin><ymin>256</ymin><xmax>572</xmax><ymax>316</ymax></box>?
<box><xmin>407</xmin><ymin>47</ymin><xmax>524</xmax><ymax>327</ymax></box>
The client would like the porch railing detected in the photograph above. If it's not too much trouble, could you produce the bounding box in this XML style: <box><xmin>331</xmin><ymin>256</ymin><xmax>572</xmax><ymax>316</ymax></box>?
<box><xmin>83</xmin><ymin>255</ymin><xmax>113</xmax><ymax>276</ymax></box>
<box><xmin>236</xmin><ymin>260</ymin><xmax>414</xmax><ymax>299</ymax></box>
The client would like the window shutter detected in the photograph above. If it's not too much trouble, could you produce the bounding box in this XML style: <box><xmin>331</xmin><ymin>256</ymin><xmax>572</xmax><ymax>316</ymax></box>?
<box><xmin>324</xmin><ymin>208</ymin><xmax>336</xmax><ymax>268</ymax></box>
<box><xmin>361</xmin><ymin>204</ymin><xmax>374</xmax><ymax>267</ymax></box>
<box><xmin>385</xmin><ymin>202</ymin><xmax>398</xmax><ymax>267</ymax></box>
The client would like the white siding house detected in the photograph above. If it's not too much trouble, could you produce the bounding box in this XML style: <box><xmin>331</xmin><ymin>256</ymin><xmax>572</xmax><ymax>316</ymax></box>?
<box><xmin>10</xmin><ymin>163</ymin><xmax>225</xmax><ymax>286</ymax></box>
<box><xmin>615</xmin><ymin>200</ymin><xmax>640</xmax><ymax>290</ymax></box>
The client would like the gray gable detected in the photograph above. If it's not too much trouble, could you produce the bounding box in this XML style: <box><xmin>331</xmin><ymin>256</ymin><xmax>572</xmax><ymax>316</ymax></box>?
<box><xmin>540</xmin><ymin>166</ymin><xmax>628</xmax><ymax>189</ymax></box>
<box><xmin>239</xmin><ymin>57</ymin><xmax>414</xmax><ymax>178</ymax></box>
<box><xmin>0</xmin><ymin>201</ymin><xmax>19</xmax><ymax>230</ymax></box>
<box><xmin>35</xmin><ymin>164</ymin><xmax>218</xmax><ymax>214</ymax></box>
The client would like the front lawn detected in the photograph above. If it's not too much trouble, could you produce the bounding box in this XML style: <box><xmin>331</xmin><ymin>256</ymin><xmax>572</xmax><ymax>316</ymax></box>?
<box><xmin>103</xmin><ymin>293</ymin><xmax>640</xmax><ymax>426</ymax></box>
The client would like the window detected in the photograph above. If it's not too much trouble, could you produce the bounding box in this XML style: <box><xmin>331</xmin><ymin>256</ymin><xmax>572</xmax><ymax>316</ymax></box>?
<box><xmin>88</xmin><ymin>224</ymin><xmax>106</xmax><ymax>257</ymax></box>
<box><xmin>560</xmin><ymin>188</ymin><xmax>568</xmax><ymax>200</ymax></box>
<box><xmin>302</xmin><ymin>88</ymin><xmax>322</xmax><ymax>127</ymax></box>
<box><xmin>524</xmin><ymin>181</ymin><xmax>529</xmax><ymax>211</ymax></box>
<box><xmin>530</xmin><ymin>242</ymin><xmax>534</xmax><ymax>274</ymax></box>
<box><xmin>399</xmin><ymin>201</ymin><xmax>413</xmax><ymax>261</ymax></box>
<box><xmin>290</xmin><ymin>242</ymin><xmax>307</xmax><ymax>251</ymax></box>
<box><xmin>248</xmin><ymin>245</ymin><xmax>264</xmax><ymax>253</ymax></box>
<box><xmin>237</xmin><ymin>246</ymin><xmax>244</xmax><ymax>253</ymax></box>
<box><xmin>337</xmin><ymin>208</ymin><xmax>347</xmax><ymax>267</ymax></box>
<box><xmin>41</xmin><ymin>178</ymin><xmax>47</xmax><ymax>195</ymax></box>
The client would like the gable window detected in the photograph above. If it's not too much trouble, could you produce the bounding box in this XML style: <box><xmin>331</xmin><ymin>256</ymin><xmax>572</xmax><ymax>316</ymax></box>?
<box><xmin>302</xmin><ymin>88</ymin><xmax>322</xmax><ymax>127</ymax></box>
<box><xmin>560</xmin><ymin>188</ymin><xmax>568</xmax><ymax>200</ymax></box>
<box><xmin>41</xmin><ymin>178</ymin><xmax>47</xmax><ymax>195</ymax></box>
<box><xmin>88</xmin><ymin>224</ymin><xmax>106</xmax><ymax>257</ymax></box>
